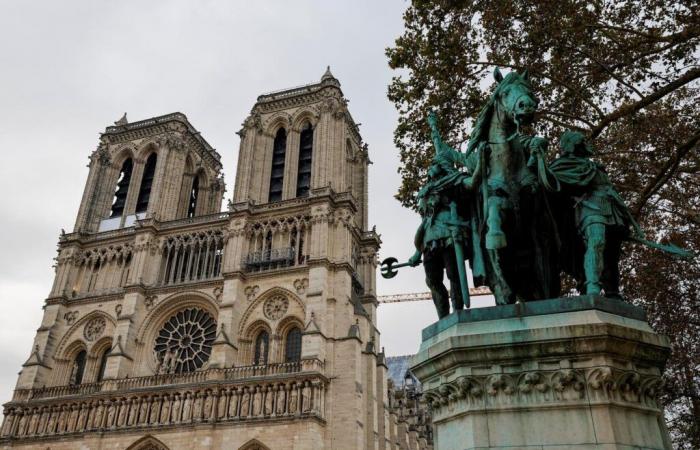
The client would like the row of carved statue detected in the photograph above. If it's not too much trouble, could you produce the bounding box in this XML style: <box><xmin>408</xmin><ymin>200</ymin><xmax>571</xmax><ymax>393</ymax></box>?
<box><xmin>423</xmin><ymin>368</ymin><xmax>662</xmax><ymax>414</ymax></box>
<box><xmin>2</xmin><ymin>378</ymin><xmax>325</xmax><ymax>440</ymax></box>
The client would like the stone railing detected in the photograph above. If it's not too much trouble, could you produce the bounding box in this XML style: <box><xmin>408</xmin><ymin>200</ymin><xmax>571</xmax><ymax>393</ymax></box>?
<box><xmin>158</xmin><ymin>212</ymin><xmax>230</xmax><ymax>230</ymax></box>
<box><xmin>12</xmin><ymin>383</ymin><xmax>103</xmax><ymax>402</ymax></box>
<box><xmin>12</xmin><ymin>360</ymin><xmax>323</xmax><ymax>402</ymax></box>
<box><xmin>3</xmin><ymin>363</ymin><xmax>326</xmax><ymax>441</ymax></box>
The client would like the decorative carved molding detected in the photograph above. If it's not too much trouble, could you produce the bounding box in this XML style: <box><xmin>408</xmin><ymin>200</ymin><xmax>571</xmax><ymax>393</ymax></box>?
<box><xmin>293</xmin><ymin>278</ymin><xmax>308</xmax><ymax>295</ymax></box>
<box><xmin>63</xmin><ymin>311</ymin><xmax>79</xmax><ymax>326</ymax></box>
<box><xmin>424</xmin><ymin>368</ymin><xmax>664</xmax><ymax>414</ymax></box>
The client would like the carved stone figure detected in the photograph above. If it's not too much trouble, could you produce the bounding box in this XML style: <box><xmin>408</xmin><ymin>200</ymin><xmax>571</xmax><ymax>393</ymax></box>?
<box><xmin>252</xmin><ymin>386</ymin><xmax>262</xmax><ymax>416</ymax></box>
<box><xmin>171</xmin><ymin>394</ymin><xmax>182</xmax><ymax>423</ymax></box>
<box><xmin>240</xmin><ymin>388</ymin><xmax>250</xmax><ymax>417</ymax></box>
<box><xmin>106</xmin><ymin>401</ymin><xmax>116</xmax><ymax>428</ymax></box>
<box><xmin>93</xmin><ymin>400</ymin><xmax>104</xmax><ymax>430</ymax></box>
<box><xmin>203</xmin><ymin>391</ymin><xmax>213</xmax><ymax>421</ymax></box>
<box><xmin>275</xmin><ymin>385</ymin><xmax>286</xmax><ymax>415</ymax></box>
<box><xmin>160</xmin><ymin>394</ymin><xmax>171</xmax><ymax>425</ymax></box>
<box><xmin>193</xmin><ymin>392</ymin><xmax>203</xmax><ymax>422</ymax></box>
<box><xmin>182</xmin><ymin>392</ymin><xmax>192</xmax><ymax>422</ymax></box>
<box><xmin>46</xmin><ymin>406</ymin><xmax>57</xmax><ymax>433</ymax></box>
<box><xmin>264</xmin><ymin>386</ymin><xmax>273</xmax><ymax>416</ymax></box>
<box><xmin>217</xmin><ymin>389</ymin><xmax>229</xmax><ymax>419</ymax></box>
<box><xmin>302</xmin><ymin>382</ymin><xmax>312</xmax><ymax>412</ymax></box>
<box><xmin>138</xmin><ymin>398</ymin><xmax>149</xmax><ymax>425</ymax></box>
<box><xmin>288</xmin><ymin>384</ymin><xmax>299</xmax><ymax>415</ymax></box>
<box><xmin>228</xmin><ymin>389</ymin><xmax>240</xmax><ymax>418</ymax></box>
<box><xmin>127</xmin><ymin>398</ymin><xmax>138</xmax><ymax>426</ymax></box>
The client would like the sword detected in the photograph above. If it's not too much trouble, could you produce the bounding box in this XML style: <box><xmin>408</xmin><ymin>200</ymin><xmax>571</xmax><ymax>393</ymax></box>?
<box><xmin>449</xmin><ymin>200</ymin><xmax>471</xmax><ymax>309</ymax></box>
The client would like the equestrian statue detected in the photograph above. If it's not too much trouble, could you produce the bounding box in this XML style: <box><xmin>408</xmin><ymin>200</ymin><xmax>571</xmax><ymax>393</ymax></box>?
<box><xmin>381</xmin><ymin>68</ymin><xmax>693</xmax><ymax>317</ymax></box>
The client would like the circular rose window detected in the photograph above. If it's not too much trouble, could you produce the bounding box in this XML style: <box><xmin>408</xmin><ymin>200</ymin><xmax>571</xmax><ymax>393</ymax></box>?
<box><xmin>153</xmin><ymin>308</ymin><xmax>217</xmax><ymax>374</ymax></box>
<box><xmin>263</xmin><ymin>295</ymin><xmax>289</xmax><ymax>320</ymax></box>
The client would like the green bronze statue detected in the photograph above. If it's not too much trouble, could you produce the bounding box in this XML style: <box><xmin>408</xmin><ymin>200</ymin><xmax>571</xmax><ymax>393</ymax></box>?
<box><xmin>550</xmin><ymin>130</ymin><xmax>692</xmax><ymax>297</ymax></box>
<box><xmin>405</xmin><ymin>112</ymin><xmax>480</xmax><ymax>318</ymax></box>
<box><xmin>380</xmin><ymin>70</ymin><xmax>692</xmax><ymax>318</ymax></box>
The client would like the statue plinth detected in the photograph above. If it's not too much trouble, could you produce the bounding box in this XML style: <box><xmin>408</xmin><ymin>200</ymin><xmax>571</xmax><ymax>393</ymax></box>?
<box><xmin>411</xmin><ymin>296</ymin><xmax>672</xmax><ymax>450</ymax></box>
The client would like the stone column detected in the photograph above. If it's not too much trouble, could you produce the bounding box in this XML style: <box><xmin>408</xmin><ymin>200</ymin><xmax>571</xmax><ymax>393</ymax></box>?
<box><xmin>411</xmin><ymin>296</ymin><xmax>673</xmax><ymax>450</ymax></box>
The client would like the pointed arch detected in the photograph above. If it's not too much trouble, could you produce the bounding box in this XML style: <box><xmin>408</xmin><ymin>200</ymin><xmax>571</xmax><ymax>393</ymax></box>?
<box><xmin>268</xmin><ymin>128</ymin><xmax>287</xmax><ymax>202</ymax></box>
<box><xmin>291</xmin><ymin>108</ymin><xmax>319</xmax><ymax>131</ymax></box>
<box><xmin>136</xmin><ymin>152</ymin><xmax>158</xmax><ymax>214</ymax></box>
<box><xmin>55</xmin><ymin>311</ymin><xmax>117</xmax><ymax>357</ymax></box>
<box><xmin>239</xmin><ymin>439</ymin><xmax>271</xmax><ymax>450</ymax></box>
<box><xmin>238</xmin><ymin>286</ymin><xmax>305</xmax><ymax>337</ymax></box>
<box><xmin>296</xmin><ymin>121</ymin><xmax>313</xmax><ymax>198</ymax></box>
<box><xmin>110</xmin><ymin>157</ymin><xmax>133</xmax><ymax>218</ymax></box>
<box><xmin>126</xmin><ymin>435</ymin><xmax>170</xmax><ymax>450</ymax></box>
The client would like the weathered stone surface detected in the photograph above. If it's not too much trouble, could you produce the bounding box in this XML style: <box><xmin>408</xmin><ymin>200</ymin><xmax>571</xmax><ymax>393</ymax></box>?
<box><xmin>412</xmin><ymin>296</ymin><xmax>672</xmax><ymax>450</ymax></box>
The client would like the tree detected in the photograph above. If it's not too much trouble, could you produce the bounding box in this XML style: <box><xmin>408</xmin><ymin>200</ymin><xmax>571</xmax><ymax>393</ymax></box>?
<box><xmin>386</xmin><ymin>1</ymin><xmax>699</xmax><ymax>447</ymax></box>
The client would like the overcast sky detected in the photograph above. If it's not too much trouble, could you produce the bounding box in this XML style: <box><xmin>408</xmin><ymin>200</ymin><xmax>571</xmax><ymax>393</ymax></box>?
<box><xmin>0</xmin><ymin>1</ymin><xmax>494</xmax><ymax>404</ymax></box>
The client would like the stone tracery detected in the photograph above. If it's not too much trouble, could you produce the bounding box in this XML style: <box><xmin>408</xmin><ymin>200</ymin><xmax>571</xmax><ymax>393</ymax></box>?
<box><xmin>153</xmin><ymin>308</ymin><xmax>217</xmax><ymax>374</ymax></box>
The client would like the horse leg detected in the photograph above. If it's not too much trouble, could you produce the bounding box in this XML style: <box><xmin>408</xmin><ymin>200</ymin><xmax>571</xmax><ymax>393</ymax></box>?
<box><xmin>487</xmin><ymin>248</ymin><xmax>514</xmax><ymax>304</ymax></box>
<box><xmin>486</xmin><ymin>196</ymin><xmax>507</xmax><ymax>250</ymax></box>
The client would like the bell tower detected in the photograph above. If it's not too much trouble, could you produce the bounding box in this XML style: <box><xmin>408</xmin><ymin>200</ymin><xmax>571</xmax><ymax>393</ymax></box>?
<box><xmin>74</xmin><ymin>112</ymin><xmax>225</xmax><ymax>233</ymax></box>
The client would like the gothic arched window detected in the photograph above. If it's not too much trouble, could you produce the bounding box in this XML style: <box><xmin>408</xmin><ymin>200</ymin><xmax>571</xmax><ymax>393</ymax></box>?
<box><xmin>296</xmin><ymin>123</ymin><xmax>313</xmax><ymax>198</ymax></box>
<box><xmin>110</xmin><ymin>158</ymin><xmax>133</xmax><ymax>218</ymax></box>
<box><xmin>253</xmin><ymin>330</ymin><xmax>269</xmax><ymax>365</ymax></box>
<box><xmin>96</xmin><ymin>347</ymin><xmax>110</xmax><ymax>382</ymax></box>
<box><xmin>71</xmin><ymin>350</ymin><xmax>87</xmax><ymax>385</ymax></box>
<box><xmin>135</xmin><ymin>153</ymin><xmax>157</xmax><ymax>214</ymax></box>
<box><xmin>285</xmin><ymin>327</ymin><xmax>302</xmax><ymax>363</ymax></box>
<box><xmin>268</xmin><ymin>128</ymin><xmax>287</xmax><ymax>202</ymax></box>
<box><xmin>187</xmin><ymin>175</ymin><xmax>200</xmax><ymax>218</ymax></box>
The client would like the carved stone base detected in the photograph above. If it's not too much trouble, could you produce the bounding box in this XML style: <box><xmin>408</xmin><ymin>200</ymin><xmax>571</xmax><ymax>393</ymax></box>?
<box><xmin>411</xmin><ymin>296</ymin><xmax>672</xmax><ymax>450</ymax></box>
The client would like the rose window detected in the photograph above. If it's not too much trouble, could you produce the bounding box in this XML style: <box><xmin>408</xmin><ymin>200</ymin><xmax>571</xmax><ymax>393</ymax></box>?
<box><xmin>263</xmin><ymin>295</ymin><xmax>289</xmax><ymax>320</ymax></box>
<box><xmin>83</xmin><ymin>317</ymin><xmax>106</xmax><ymax>342</ymax></box>
<box><xmin>153</xmin><ymin>308</ymin><xmax>217</xmax><ymax>374</ymax></box>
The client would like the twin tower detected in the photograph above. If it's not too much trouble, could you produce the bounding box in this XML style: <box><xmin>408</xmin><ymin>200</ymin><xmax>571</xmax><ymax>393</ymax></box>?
<box><xmin>1</xmin><ymin>70</ymin><xmax>432</xmax><ymax>449</ymax></box>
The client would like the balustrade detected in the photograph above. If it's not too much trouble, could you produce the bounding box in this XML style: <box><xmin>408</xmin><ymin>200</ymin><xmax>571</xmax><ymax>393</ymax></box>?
<box><xmin>11</xmin><ymin>361</ymin><xmax>323</xmax><ymax>402</ymax></box>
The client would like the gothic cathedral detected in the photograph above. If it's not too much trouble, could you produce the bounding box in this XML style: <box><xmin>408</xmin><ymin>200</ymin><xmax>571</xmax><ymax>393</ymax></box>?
<box><xmin>0</xmin><ymin>69</ymin><xmax>432</xmax><ymax>450</ymax></box>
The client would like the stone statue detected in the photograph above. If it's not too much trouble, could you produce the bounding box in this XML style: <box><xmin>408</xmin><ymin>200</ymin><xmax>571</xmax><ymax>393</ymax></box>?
<box><xmin>264</xmin><ymin>386</ymin><xmax>273</xmax><ymax>416</ymax></box>
<box><xmin>275</xmin><ymin>385</ymin><xmax>286</xmax><ymax>415</ymax></box>
<box><xmin>160</xmin><ymin>395</ymin><xmax>171</xmax><ymax>424</ymax></box>
<box><xmin>252</xmin><ymin>386</ymin><xmax>262</xmax><ymax>416</ymax></box>
<box><xmin>240</xmin><ymin>388</ymin><xmax>250</xmax><ymax>417</ymax></box>
<box><xmin>203</xmin><ymin>391</ymin><xmax>213</xmax><ymax>421</ymax></box>
<box><xmin>171</xmin><ymin>394</ymin><xmax>182</xmax><ymax>423</ymax></box>
<box><xmin>550</xmin><ymin>131</ymin><xmax>692</xmax><ymax>296</ymax></box>
<box><xmin>182</xmin><ymin>393</ymin><xmax>192</xmax><ymax>422</ymax></box>
<box><xmin>228</xmin><ymin>389</ymin><xmax>239</xmax><ymax>418</ymax></box>
<box><xmin>288</xmin><ymin>384</ymin><xmax>299</xmax><ymax>415</ymax></box>
<box><xmin>217</xmin><ymin>389</ymin><xmax>228</xmax><ymax>419</ymax></box>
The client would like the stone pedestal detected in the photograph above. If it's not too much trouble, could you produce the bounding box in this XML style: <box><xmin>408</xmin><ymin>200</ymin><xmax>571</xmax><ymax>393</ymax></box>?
<box><xmin>411</xmin><ymin>296</ymin><xmax>672</xmax><ymax>450</ymax></box>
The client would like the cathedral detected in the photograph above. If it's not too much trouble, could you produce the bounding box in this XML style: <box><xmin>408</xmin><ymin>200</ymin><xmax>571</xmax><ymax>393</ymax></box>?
<box><xmin>0</xmin><ymin>69</ymin><xmax>431</xmax><ymax>450</ymax></box>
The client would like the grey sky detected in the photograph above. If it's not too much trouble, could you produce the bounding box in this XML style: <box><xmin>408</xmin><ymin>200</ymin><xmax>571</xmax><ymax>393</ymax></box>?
<box><xmin>0</xmin><ymin>0</ymin><xmax>492</xmax><ymax>404</ymax></box>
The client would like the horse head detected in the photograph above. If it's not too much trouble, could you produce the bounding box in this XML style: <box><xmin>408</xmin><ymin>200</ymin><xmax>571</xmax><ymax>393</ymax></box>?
<box><xmin>493</xmin><ymin>67</ymin><xmax>538</xmax><ymax>128</ymax></box>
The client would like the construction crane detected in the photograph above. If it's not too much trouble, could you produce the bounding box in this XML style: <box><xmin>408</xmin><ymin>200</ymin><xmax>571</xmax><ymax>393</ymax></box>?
<box><xmin>377</xmin><ymin>287</ymin><xmax>491</xmax><ymax>304</ymax></box>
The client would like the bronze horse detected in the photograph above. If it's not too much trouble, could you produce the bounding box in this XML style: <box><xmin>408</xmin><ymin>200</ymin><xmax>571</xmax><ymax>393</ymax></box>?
<box><xmin>464</xmin><ymin>68</ymin><xmax>560</xmax><ymax>304</ymax></box>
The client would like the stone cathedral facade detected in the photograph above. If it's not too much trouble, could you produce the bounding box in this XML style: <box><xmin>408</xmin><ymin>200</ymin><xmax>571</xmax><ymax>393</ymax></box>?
<box><xmin>0</xmin><ymin>69</ymin><xmax>432</xmax><ymax>450</ymax></box>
